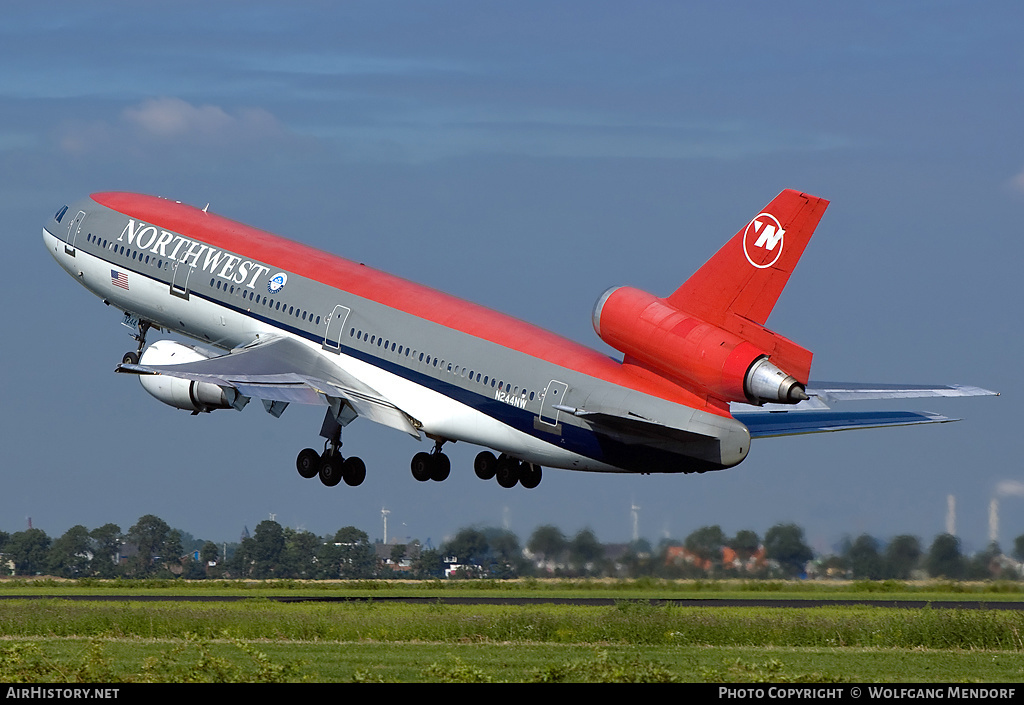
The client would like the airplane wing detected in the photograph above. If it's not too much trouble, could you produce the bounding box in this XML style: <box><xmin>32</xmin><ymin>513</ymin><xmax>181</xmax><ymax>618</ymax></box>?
<box><xmin>730</xmin><ymin>381</ymin><xmax>997</xmax><ymax>438</ymax></box>
<box><xmin>116</xmin><ymin>337</ymin><xmax>422</xmax><ymax>438</ymax></box>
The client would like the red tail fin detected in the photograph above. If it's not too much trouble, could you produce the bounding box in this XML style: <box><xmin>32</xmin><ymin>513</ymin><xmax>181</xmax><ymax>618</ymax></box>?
<box><xmin>666</xmin><ymin>189</ymin><xmax>828</xmax><ymax>327</ymax></box>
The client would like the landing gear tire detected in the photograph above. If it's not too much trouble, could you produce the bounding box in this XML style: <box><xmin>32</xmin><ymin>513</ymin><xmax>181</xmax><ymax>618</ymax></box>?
<box><xmin>343</xmin><ymin>456</ymin><xmax>366</xmax><ymax>487</ymax></box>
<box><xmin>519</xmin><ymin>462</ymin><xmax>543</xmax><ymax>489</ymax></box>
<box><xmin>296</xmin><ymin>448</ymin><xmax>321</xmax><ymax>479</ymax></box>
<box><xmin>496</xmin><ymin>454</ymin><xmax>520</xmax><ymax>488</ymax></box>
<box><xmin>474</xmin><ymin>451</ymin><xmax>497</xmax><ymax>480</ymax></box>
<box><xmin>319</xmin><ymin>449</ymin><xmax>343</xmax><ymax>487</ymax></box>
<box><xmin>411</xmin><ymin>452</ymin><xmax>433</xmax><ymax>482</ymax></box>
<box><xmin>122</xmin><ymin>351</ymin><xmax>140</xmax><ymax>365</ymax></box>
<box><xmin>430</xmin><ymin>453</ymin><xmax>451</xmax><ymax>482</ymax></box>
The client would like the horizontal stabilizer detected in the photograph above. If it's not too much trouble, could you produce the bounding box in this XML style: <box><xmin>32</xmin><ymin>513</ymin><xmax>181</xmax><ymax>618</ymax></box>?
<box><xmin>734</xmin><ymin>410</ymin><xmax>955</xmax><ymax>439</ymax></box>
<box><xmin>805</xmin><ymin>381</ymin><xmax>998</xmax><ymax>403</ymax></box>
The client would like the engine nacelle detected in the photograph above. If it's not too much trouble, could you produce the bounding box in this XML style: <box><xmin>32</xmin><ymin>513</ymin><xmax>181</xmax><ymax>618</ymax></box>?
<box><xmin>593</xmin><ymin>286</ymin><xmax>807</xmax><ymax>405</ymax></box>
<box><xmin>138</xmin><ymin>340</ymin><xmax>234</xmax><ymax>412</ymax></box>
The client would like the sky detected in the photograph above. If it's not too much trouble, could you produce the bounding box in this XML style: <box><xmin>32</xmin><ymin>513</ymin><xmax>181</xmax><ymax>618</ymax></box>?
<box><xmin>2</xmin><ymin>2</ymin><xmax>1021</xmax><ymax>556</ymax></box>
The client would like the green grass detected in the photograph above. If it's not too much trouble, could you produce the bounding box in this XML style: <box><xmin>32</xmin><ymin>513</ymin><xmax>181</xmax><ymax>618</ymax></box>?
<box><xmin>1</xmin><ymin>579</ymin><xmax>1022</xmax><ymax>682</ymax></box>
<box><xmin>2</xmin><ymin>577</ymin><xmax>1023</xmax><ymax>601</ymax></box>
<box><xmin>1</xmin><ymin>638</ymin><xmax>1021</xmax><ymax>683</ymax></box>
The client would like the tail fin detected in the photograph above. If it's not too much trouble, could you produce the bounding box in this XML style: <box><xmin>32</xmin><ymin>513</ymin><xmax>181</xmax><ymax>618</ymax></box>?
<box><xmin>666</xmin><ymin>189</ymin><xmax>828</xmax><ymax>327</ymax></box>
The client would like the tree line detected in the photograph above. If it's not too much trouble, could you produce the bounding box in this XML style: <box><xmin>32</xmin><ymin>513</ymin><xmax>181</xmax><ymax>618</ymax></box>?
<box><xmin>0</xmin><ymin>514</ymin><xmax>1020</xmax><ymax>581</ymax></box>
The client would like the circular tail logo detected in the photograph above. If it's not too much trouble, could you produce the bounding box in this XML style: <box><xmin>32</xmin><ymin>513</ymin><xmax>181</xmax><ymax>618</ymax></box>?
<box><xmin>742</xmin><ymin>213</ymin><xmax>785</xmax><ymax>269</ymax></box>
<box><xmin>268</xmin><ymin>272</ymin><xmax>288</xmax><ymax>294</ymax></box>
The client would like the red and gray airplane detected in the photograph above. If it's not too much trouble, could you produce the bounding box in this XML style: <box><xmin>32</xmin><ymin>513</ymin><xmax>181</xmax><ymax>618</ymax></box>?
<box><xmin>43</xmin><ymin>189</ymin><xmax>995</xmax><ymax>489</ymax></box>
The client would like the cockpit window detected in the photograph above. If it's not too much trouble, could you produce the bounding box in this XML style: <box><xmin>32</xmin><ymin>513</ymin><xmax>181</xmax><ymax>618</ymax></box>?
<box><xmin>55</xmin><ymin>205</ymin><xmax>68</xmax><ymax>223</ymax></box>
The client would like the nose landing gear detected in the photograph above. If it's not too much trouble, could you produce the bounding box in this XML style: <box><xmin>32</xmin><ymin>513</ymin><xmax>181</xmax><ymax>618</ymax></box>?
<box><xmin>121</xmin><ymin>319</ymin><xmax>153</xmax><ymax>365</ymax></box>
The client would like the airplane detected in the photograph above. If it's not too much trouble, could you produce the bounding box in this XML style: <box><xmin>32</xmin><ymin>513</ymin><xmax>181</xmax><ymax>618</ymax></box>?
<box><xmin>42</xmin><ymin>189</ymin><xmax>996</xmax><ymax>490</ymax></box>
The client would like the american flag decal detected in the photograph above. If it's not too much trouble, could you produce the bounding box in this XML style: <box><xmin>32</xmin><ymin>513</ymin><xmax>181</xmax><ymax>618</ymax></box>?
<box><xmin>111</xmin><ymin>269</ymin><xmax>129</xmax><ymax>290</ymax></box>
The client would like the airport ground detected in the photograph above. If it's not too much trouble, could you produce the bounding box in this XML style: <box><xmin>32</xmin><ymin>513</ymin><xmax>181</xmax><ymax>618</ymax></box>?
<box><xmin>0</xmin><ymin>579</ymin><xmax>1022</xmax><ymax>683</ymax></box>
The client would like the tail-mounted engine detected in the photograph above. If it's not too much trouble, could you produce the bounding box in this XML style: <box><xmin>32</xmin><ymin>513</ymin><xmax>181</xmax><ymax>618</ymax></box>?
<box><xmin>593</xmin><ymin>286</ymin><xmax>810</xmax><ymax>405</ymax></box>
<box><xmin>137</xmin><ymin>340</ymin><xmax>235</xmax><ymax>413</ymax></box>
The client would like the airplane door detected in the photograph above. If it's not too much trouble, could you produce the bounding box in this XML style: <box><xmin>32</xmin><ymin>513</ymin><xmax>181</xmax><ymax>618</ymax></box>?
<box><xmin>322</xmin><ymin>305</ymin><xmax>351</xmax><ymax>352</ymax></box>
<box><xmin>538</xmin><ymin>380</ymin><xmax>569</xmax><ymax>427</ymax></box>
<box><xmin>170</xmin><ymin>262</ymin><xmax>192</xmax><ymax>300</ymax></box>
<box><xmin>64</xmin><ymin>210</ymin><xmax>87</xmax><ymax>256</ymax></box>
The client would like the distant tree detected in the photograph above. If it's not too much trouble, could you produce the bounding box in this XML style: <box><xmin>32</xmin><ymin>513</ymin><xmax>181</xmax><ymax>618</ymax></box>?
<box><xmin>847</xmin><ymin>534</ymin><xmax>883</xmax><ymax>580</ymax></box>
<box><xmin>884</xmin><ymin>535</ymin><xmax>922</xmax><ymax>580</ymax></box>
<box><xmin>729</xmin><ymin>530</ymin><xmax>761</xmax><ymax>561</ymax></box>
<box><xmin>334</xmin><ymin>526</ymin><xmax>369</xmax><ymax>544</ymax></box>
<box><xmin>7</xmin><ymin>529</ymin><xmax>52</xmax><ymax>576</ymax></box>
<box><xmin>251</xmin><ymin>520</ymin><xmax>286</xmax><ymax>578</ymax></box>
<box><xmin>1013</xmin><ymin>534</ymin><xmax>1024</xmax><ymax>563</ymax></box>
<box><xmin>48</xmin><ymin>525</ymin><xmax>92</xmax><ymax>578</ymax></box>
<box><xmin>527</xmin><ymin>525</ymin><xmax>567</xmax><ymax>567</ymax></box>
<box><xmin>926</xmin><ymin>534</ymin><xmax>965</xmax><ymax>579</ymax></box>
<box><xmin>967</xmin><ymin>541</ymin><xmax>1002</xmax><ymax>580</ymax></box>
<box><xmin>412</xmin><ymin>547</ymin><xmax>444</xmax><ymax>578</ymax></box>
<box><xmin>126</xmin><ymin>514</ymin><xmax>179</xmax><ymax>576</ymax></box>
<box><xmin>764</xmin><ymin>523</ymin><xmax>813</xmax><ymax>577</ymax></box>
<box><xmin>390</xmin><ymin>544</ymin><xmax>407</xmax><ymax>565</ymax></box>
<box><xmin>90</xmin><ymin>524</ymin><xmax>123</xmax><ymax>578</ymax></box>
<box><xmin>482</xmin><ymin>529</ymin><xmax>524</xmax><ymax>578</ymax></box>
<box><xmin>329</xmin><ymin>527</ymin><xmax>377</xmax><ymax>578</ymax></box>
<box><xmin>443</xmin><ymin>528</ymin><xmax>489</xmax><ymax>567</ymax></box>
<box><xmin>282</xmin><ymin>528</ymin><xmax>321</xmax><ymax>578</ymax></box>
<box><xmin>568</xmin><ymin>528</ymin><xmax>604</xmax><ymax>575</ymax></box>
<box><xmin>685</xmin><ymin>525</ymin><xmax>726</xmax><ymax>568</ymax></box>
<box><xmin>200</xmin><ymin>541</ymin><xmax>220</xmax><ymax>566</ymax></box>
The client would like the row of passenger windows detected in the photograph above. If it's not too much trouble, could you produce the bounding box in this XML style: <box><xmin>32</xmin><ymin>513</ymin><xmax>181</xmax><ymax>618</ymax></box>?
<box><xmin>208</xmin><ymin>278</ymin><xmax>321</xmax><ymax>326</ymax></box>
<box><xmin>86</xmin><ymin>233</ymin><xmax>170</xmax><ymax>270</ymax></box>
<box><xmin>349</xmin><ymin>327</ymin><xmax>536</xmax><ymax>401</ymax></box>
<box><xmin>82</xmin><ymin>225</ymin><xmax>524</xmax><ymax>399</ymax></box>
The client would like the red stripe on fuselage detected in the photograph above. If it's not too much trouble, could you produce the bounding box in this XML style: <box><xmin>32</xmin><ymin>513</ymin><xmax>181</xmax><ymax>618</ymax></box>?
<box><xmin>90</xmin><ymin>192</ymin><xmax>722</xmax><ymax>415</ymax></box>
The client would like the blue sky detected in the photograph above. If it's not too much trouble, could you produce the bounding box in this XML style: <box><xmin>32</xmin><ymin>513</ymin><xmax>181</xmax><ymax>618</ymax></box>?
<box><xmin>3</xmin><ymin>3</ymin><xmax>1020</xmax><ymax>555</ymax></box>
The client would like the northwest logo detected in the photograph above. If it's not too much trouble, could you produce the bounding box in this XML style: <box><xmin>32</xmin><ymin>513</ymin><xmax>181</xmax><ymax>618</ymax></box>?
<box><xmin>742</xmin><ymin>212</ymin><xmax>785</xmax><ymax>269</ymax></box>
<box><xmin>268</xmin><ymin>272</ymin><xmax>288</xmax><ymax>294</ymax></box>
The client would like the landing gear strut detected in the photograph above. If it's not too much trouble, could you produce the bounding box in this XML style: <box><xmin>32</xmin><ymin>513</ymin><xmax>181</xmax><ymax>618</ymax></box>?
<box><xmin>121</xmin><ymin>320</ymin><xmax>152</xmax><ymax>365</ymax></box>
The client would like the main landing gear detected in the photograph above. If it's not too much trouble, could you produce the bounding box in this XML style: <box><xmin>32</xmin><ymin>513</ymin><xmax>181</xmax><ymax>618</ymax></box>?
<box><xmin>296</xmin><ymin>413</ymin><xmax>366</xmax><ymax>487</ymax></box>
<box><xmin>474</xmin><ymin>451</ymin><xmax>542</xmax><ymax>489</ymax></box>
<box><xmin>411</xmin><ymin>438</ymin><xmax>451</xmax><ymax>482</ymax></box>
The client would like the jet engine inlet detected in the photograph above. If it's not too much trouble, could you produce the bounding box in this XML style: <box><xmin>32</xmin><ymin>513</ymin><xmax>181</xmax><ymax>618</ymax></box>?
<box><xmin>137</xmin><ymin>340</ymin><xmax>234</xmax><ymax>412</ymax></box>
<box><xmin>744</xmin><ymin>357</ymin><xmax>808</xmax><ymax>405</ymax></box>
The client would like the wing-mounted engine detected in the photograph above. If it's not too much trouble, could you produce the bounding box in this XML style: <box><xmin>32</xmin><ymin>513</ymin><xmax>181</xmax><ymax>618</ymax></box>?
<box><xmin>592</xmin><ymin>285</ymin><xmax>809</xmax><ymax>406</ymax></box>
<box><xmin>136</xmin><ymin>340</ymin><xmax>238</xmax><ymax>413</ymax></box>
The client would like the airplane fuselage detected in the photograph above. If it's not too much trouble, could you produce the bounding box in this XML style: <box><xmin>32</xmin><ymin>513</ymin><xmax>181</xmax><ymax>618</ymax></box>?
<box><xmin>44</xmin><ymin>193</ymin><xmax>751</xmax><ymax>476</ymax></box>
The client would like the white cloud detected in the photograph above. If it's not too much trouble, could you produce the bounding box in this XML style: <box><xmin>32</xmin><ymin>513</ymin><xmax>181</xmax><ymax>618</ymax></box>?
<box><xmin>56</xmin><ymin>97</ymin><xmax>290</xmax><ymax>155</ymax></box>
<box><xmin>1011</xmin><ymin>168</ymin><xmax>1024</xmax><ymax>194</ymax></box>
<box><xmin>121</xmin><ymin>97</ymin><xmax>281</xmax><ymax>141</ymax></box>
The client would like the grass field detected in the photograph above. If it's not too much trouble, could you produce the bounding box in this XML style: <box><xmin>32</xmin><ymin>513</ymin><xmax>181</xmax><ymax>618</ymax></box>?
<box><xmin>1</xmin><ymin>578</ymin><xmax>1022</xmax><ymax>682</ymax></box>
